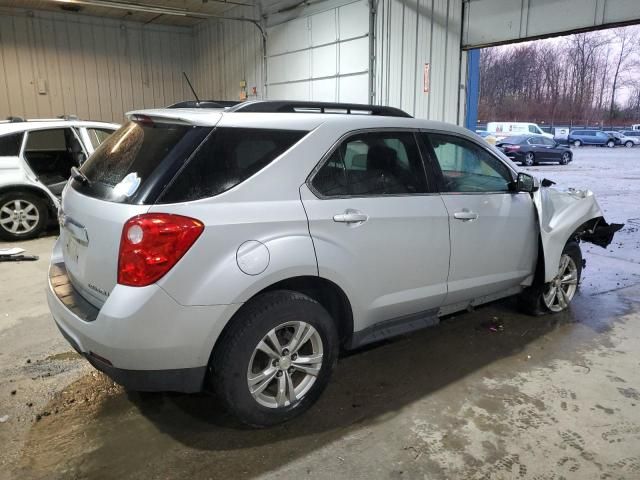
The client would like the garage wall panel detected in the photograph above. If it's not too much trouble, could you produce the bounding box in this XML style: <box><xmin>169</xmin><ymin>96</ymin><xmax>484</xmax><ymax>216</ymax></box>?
<box><xmin>0</xmin><ymin>9</ymin><xmax>194</xmax><ymax>123</ymax></box>
<box><xmin>375</xmin><ymin>0</ymin><xmax>463</xmax><ymax>122</ymax></box>
<box><xmin>265</xmin><ymin>0</ymin><xmax>370</xmax><ymax>103</ymax></box>
<box><xmin>463</xmin><ymin>0</ymin><xmax>640</xmax><ymax>48</ymax></box>
<box><xmin>191</xmin><ymin>4</ymin><xmax>264</xmax><ymax>102</ymax></box>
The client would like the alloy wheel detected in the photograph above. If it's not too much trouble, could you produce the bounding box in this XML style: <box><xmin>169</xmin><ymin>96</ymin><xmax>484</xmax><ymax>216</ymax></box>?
<box><xmin>560</xmin><ymin>153</ymin><xmax>570</xmax><ymax>164</ymax></box>
<box><xmin>543</xmin><ymin>253</ymin><xmax>578</xmax><ymax>312</ymax></box>
<box><xmin>247</xmin><ymin>321</ymin><xmax>323</xmax><ymax>409</ymax></box>
<box><xmin>0</xmin><ymin>199</ymin><xmax>40</xmax><ymax>235</ymax></box>
<box><xmin>524</xmin><ymin>153</ymin><xmax>534</xmax><ymax>166</ymax></box>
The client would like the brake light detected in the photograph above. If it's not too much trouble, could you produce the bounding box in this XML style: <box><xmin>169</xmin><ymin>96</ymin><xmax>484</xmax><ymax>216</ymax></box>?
<box><xmin>505</xmin><ymin>145</ymin><xmax>520</xmax><ymax>151</ymax></box>
<box><xmin>118</xmin><ymin>213</ymin><xmax>204</xmax><ymax>287</ymax></box>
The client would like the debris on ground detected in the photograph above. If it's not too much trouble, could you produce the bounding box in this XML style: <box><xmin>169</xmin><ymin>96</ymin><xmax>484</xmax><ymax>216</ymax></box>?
<box><xmin>480</xmin><ymin>317</ymin><xmax>505</xmax><ymax>333</ymax></box>
<box><xmin>0</xmin><ymin>415</ymin><xmax>9</xmax><ymax>423</ymax></box>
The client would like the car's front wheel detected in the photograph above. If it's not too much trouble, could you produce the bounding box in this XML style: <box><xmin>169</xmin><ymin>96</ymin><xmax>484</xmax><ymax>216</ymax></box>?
<box><xmin>606</xmin><ymin>140</ymin><xmax>615</xmax><ymax>148</ymax></box>
<box><xmin>625</xmin><ymin>141</ymin><xmax>634</xmax><ymax>148</ymax></box>
<box><xmin>573</xmin><ymin>140</ymin><xmax>582</xmax><ymax>147</ymax></box>
<box><xmin>0</xmin><ymin>191</ymin><xmax>49</xmax><ymax>241</ymax></box>
<box><xmin>210</xmin><ymin>290</ymin><xmax>338</xmax><ymax>427</ymax></box>
<box><xmin>519</xmin><ymin>242</ymin><xmax>582</xmax><ymax>315</ymax></box>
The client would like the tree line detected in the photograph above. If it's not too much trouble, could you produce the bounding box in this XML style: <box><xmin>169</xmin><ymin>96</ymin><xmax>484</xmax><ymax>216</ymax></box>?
<box><xmin>479</xmin><ymin>27</ymin><xmax>640</xmax><ymax>126</ymax></box>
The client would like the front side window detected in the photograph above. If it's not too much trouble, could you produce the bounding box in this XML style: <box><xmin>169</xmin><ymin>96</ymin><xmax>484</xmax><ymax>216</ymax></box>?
<box><xmin>311</xmin><ymin>131</ymin><xmax>428</xmax><ymax>197</ymax></box>
<box><xmin>426</xmin><ymin>134</ymin><xmax>513</xmax><ymax>193</ymax></box>
<box><xmin>528</xmin><ymin>125</ymin><xmax>538</xmax><ymax>134</ymax></box>
<box><xmin>0</xmin><ymin>132</ymin><xmax>23</xmax><ymax>156</ymax></box>
<box><xmin>542</xmin><ymin>137</ymin><xmax>556</xmax><ymax>146</ymax></box>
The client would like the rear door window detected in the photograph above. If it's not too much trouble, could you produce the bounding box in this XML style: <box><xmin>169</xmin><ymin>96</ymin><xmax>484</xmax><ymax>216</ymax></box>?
<box><xmin>0</xmin><ymin>132</ymin><xmax>23</xmax><ymax>156</ymax></box>
<box><xmin>159</xmin><ymin>128</ymin><xmax>307</xmax><ymax>203</ymax></box>
<box><xmin>24</xmin><ymin>128</ymin><xmax>85</xmax><ymax>189</ymax></box>
<box><xmin>86</xmin><ymin>128</ymin><xmax>115</xmax><ymax>149</ymax></box>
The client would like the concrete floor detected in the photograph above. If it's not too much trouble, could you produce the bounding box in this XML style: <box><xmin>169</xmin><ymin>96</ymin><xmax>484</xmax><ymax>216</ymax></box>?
<box><xmin>1</xmin><ymin>147</ymin><xmax>639</xmax><ymax>480</ymax></box>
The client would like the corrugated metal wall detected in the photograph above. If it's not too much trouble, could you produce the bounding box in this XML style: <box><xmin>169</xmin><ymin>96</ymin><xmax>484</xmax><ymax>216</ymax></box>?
<box><xmin>0</xmin><ymin>8</ymin><xmax>194</xmax><ymax>123</ymax></box>
<box><xmin>191</xmin><ymin>5</ymin><xmax>265</xmax><ymax>101</ymax></box>
<box><xmin>374</xmin><ymin>0</ymin><xmax>464</xmax><ymax>123</ymax></box>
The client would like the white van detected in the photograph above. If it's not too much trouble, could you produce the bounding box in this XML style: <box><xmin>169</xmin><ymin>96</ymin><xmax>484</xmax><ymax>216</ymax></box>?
<box><xmin>631</xmin><ymin>124</ymin><xmax>640</xmax><ymax>131</ymax></box>
<box><xmin>487</xmin><ymin>122</ymin><xmax>554</xmax><ymax>140</ymax></box>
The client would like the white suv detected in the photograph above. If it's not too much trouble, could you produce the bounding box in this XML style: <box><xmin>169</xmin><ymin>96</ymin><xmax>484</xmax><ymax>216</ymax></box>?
<box><xmin>0</xmin><ymin>116</ymin><xmax>118</xmax><ymax>240</ymax></box>
<box><xmin>47</xmin><ymin>101</ymin><xmax>621</xmax><ymax>426</ymax></box>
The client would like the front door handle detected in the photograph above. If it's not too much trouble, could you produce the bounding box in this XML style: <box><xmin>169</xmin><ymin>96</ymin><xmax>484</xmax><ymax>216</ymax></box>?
<box><xmin>333</xmin><ymin>210</ymin><xmax>368</xmax><ymax>224</ymax></box>
<box><xmin>453</xmin><ymin>210</ymin><xmax>479</xmax><ymax>221</ymax></box>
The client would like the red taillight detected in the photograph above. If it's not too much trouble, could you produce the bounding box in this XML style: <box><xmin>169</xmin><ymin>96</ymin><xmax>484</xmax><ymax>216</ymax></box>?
<box><xmin>503</xmin><ymin>144</ymin><xmax>520</xmax><ymax>151</ymax></box>
<box><xmin>118</xmin><ymin>213</ymin><xmax>204</xmax><ymax>287</ymax></box>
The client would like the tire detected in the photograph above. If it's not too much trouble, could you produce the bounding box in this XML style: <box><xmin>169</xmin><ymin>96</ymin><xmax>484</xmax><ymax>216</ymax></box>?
<box><xmin>519</xmin><ymin>242</ymin><xmax>582</xmax><ymax>316</ymax></box>
<box><xmin>522</xmin><ymin>152</ymin><xmax>535</xmax><ymax>166</ymax></box>
<box><xmin>559</xmin><ymin>152</ymin><xmax>571</xmax><ymax>165</ymax></box>
<box><xmin>573</xmin><ymin>140</ymin><xmax>582</xmax><ymax>147</ymax></box>
<box><xmin>209</xmin><ymin>290</ymin><xmax>339</xmax><ymax>427</ymax></box>
<box><xmin>625</xmin><ymin>141</ymin><xmax>634</xmax><ymax>148</ymax></box>
<box><xmin>606</xmin><ymin>140</ymin><xmax>615</xmax><ymax>148</ymax></box>
<box><xmin>0</xmin><ymin>191</ymin><xmax>49</xmax><ymax>241</ymax></box>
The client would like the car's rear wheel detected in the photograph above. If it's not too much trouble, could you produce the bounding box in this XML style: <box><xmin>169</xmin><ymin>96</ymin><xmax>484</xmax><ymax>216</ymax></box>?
<box><xmin>522</xmin><ymin>152</ymin><xmax>535</xmax><ymax>166</ymax></box>
<box><xmin>0</xmin><ymin>191</ymin><xmax>49</xmax><ymax>241</ymax></box>
<box><xmin>559</xmin><ymin>152</ymin><xmax>571</xmax><ymax>165</ymax></box>
<box><xmin>210</xmin><ymin>290</ymin><xmax>338</xmax><ymax>427</ymax></box>
<box><xmin>573</xmin><ymin>140</ymin><xmax>582</xmax><ymax>147</ymax></box>
<box><xmin>606</xmin><ymin>140</ymin><xmax>615</xmax><ymax>148</ymax></box>
<box><xmin>519</xmin><ymin>242</ymin><xmax>582</xmax><ymax>315</ymax></box>
<box><xmin>625</xmin><ymin>141</ymin><xmax>634</xmax><ymax>148</ymax></box>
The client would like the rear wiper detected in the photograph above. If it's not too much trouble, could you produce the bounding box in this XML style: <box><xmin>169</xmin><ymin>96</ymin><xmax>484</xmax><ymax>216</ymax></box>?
<box><xmin>70</xmin><ymin>166</ymin><xmax>91</xmax><ymax>185</ymax></box>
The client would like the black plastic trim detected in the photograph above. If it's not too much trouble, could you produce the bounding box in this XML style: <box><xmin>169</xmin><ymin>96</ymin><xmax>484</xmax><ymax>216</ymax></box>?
<box><xmin>348</xmin><ymin>309</ymin><xmax>440</xmax><ymax>349</ymax></box>
<box><xmin>228</xmin><ymin>100</ymin><xmax>412</xmax><ymax>118</ymax></box>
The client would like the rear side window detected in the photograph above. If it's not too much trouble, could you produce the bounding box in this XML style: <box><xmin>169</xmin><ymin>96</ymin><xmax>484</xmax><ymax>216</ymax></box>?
<box><xmin>159</xmin><ymin>128</ymin><xmax>306</xmax><ymax>203</ymax></box>
<box><xmin>75</xmin><ymin>121</ymin><xmax>211</xmax><ymax>203</ymax></box>
<box><xmin>86</xmin><ymin>128</ymin><xmax>115</xmax><ymax>149</ymax></box>
<box><xmin>0</xmin><ymin>133</ymin><xmax>23</xmax><ymax>156</ymax></box>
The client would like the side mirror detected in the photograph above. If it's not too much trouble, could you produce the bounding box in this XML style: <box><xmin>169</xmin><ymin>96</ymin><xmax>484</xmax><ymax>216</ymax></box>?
<box><xmin>515</xmin><ymin>172</ymin><xmax>538</xmax><ymax>193</ymax></box>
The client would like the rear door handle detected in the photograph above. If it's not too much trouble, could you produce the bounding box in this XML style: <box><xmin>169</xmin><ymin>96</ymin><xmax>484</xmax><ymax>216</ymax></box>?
<box><xmin>333</xmin><ymin>210</ymin><xmax>368</xmax><ymax>224</ymax></box>
<box><xmin>453</xmin><ymin>210</ymin><xmax>479</xmax><ymax>221</ymax></box>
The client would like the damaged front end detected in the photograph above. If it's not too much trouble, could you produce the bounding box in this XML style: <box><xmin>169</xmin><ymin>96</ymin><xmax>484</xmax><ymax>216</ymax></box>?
<box><xmin>532</xmin><ymin>185</ymin><xmax>623</xmax><ymax>282</ymax></box>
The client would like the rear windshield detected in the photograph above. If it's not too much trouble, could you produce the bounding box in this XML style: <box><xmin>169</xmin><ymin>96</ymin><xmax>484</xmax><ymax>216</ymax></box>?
<box><xmin>73</xmin><ymin>121</ymin><xmax>211</xmax><ymax>203</ymax></box>
<box><xmin>158</xmin><ymin>127</ymin><xmax>307</xmax><ymax>203</ymax></box>
<box><xmin>0</xmin><ymin>132</ymin><xmax>24</xmax><ymax>156</ymax></box>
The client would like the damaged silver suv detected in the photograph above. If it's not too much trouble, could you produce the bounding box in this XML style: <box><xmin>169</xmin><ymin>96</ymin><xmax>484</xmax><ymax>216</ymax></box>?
<box><xmin>47</xmin><ymin>101</ymin><xmax>621</xmax><ymax>426</ymax></box>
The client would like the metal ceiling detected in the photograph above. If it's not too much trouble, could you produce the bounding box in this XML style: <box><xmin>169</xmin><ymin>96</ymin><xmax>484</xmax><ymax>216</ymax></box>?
<box><xmin>0</xmin><ymin>0</ymin><xmax>258</xmax><ymax>26</ymax></box>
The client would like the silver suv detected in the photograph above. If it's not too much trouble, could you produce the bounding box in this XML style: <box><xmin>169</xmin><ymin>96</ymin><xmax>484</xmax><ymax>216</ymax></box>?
<box><xmin>0</xmin><ymin>116</ymin><xmax>118</xmax><ymax>240</ymax></box>
<box><xmin>47</xmin><ymin>101</ymin><xmax>621</xmax><ymax>426</ymax></box>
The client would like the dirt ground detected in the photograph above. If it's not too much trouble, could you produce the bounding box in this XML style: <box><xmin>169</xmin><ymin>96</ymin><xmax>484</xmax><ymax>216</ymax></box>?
<box><xmin>1</xmin><ymin>147</ymin><xmax>639</xmax><ymax>480</ymax></box>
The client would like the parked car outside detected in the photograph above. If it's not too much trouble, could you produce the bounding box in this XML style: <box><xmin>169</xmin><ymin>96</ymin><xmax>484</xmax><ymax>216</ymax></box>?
<box><xmin>620</xmin><ymin>130</ymin><xmax>640</xmax><ymax>139</ymax></box>
<box><xmin>496</xmin><ymin>135</ymin><xmax>573</xmax><ymax>166</ymax></box>
<box><xmin>605</xmin><ymin>131</ymin><xmax>639</xmax><ymax>148</ymax></box>
<box><xmin>475</xmin><ymin>130</ymin><xmax>498</xmax><ymax>145</ymax></box>
<box><xmin>47</xmin><ymin>101</ymin><xmax>621</xmax><ymax>427</ymax></box>
<box><xmin>568</xmin><ymin>129</ymin><xmax>616</xmax><ymax>148</ymax></box>
<box><xmin>0</xmin><ymin>117</ymin><xmax>118</xmax><ymax>240</ymax></box>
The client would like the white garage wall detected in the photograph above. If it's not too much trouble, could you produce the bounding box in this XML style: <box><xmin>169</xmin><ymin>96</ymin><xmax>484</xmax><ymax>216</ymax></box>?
<box><xmin>265</xmin><ymin>0</ymin><xmax>371</xmax><ymax>104</ymax></box>
<box><xmin>374</xmin><ymin>0</ymin><xmax>464</xmax><ymax>122</ymax></box>
<box><xmin>191</xmin><ymin>5</ymin><xmax>265</xmax><ymax>101</ymax></box>
<box><xmin>0</xmin><ymin>8</ymin><xmax>195</xmax><ymax>123</ymax></box>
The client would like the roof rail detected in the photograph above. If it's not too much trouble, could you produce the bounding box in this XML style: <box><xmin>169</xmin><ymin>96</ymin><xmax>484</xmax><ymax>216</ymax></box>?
<box><xmin>6</xmin><ymin>116</ymin><xmax>24</xmax><ymax>123</ymax></box>
<box><xmin>227</xmin><ymin>100</ymin><xmax>412</xmax><ymax>118</ymax></box>
<box><xmin>168</xmin><ymin>100</ymin><xmax>240</xmax><ymax>109</ymax></box>
<box><xmin>58</xmin><ymin>114</ymin><xmax>79</xmax><ymax>120</ymax></box>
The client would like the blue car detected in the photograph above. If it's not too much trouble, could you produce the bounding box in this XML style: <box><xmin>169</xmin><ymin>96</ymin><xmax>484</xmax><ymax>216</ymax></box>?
<box><xmin>568</xmin><ymin>130</ymin><xmax>616</xmax><ymax>148</ymax></box>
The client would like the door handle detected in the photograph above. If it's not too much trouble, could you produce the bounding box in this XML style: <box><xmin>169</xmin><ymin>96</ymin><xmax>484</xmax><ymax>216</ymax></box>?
<box><xmin>453</xmin><ymin>210</ymin><xmax>479</xmax><ymax>221</ymax></box>
<box><xmin>333</xmin><ymin>211</ymin><xmax>368</xmax><ymax>224</ymax></box>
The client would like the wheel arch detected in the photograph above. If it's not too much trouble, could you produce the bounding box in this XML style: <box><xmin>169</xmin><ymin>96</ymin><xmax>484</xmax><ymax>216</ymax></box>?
<box><xmin>0</xmin><ymin>183</ymin><xmax>58</xmax><ymax>216</ymax></box>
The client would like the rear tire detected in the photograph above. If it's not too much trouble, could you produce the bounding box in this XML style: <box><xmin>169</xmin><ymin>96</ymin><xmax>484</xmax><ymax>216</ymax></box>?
<box><xmin>606</xmin><ymin>140</ymin><xmax>615</xmax><ymax>148</ymax></box>
<box><xmin>573</xmin><ymin>140</ymin><xmax>582</xmax><ymax>147</ymax></box>
<box><xmin>519</xmin><ymin>242</ymin><xmax>582</xmax><ymax>315</ymax></box>
<box><xmin>559</xmin><ymin>152</ymin><xmax>571</xmax><ymax>165</ymax></box>
<box><xmin>209</xmin><ymin>290</ymin><xmax>339</xmax><ymax>427</ymax></box>
<box><xmin>522</xmin><ymin>152</ymin><xmax>535</xmax><ymax>166</ymax></box>
<box><xmin>0</xmin><ymin>191</ymin><xmax>49</xmax><ymax>241</ymax></box>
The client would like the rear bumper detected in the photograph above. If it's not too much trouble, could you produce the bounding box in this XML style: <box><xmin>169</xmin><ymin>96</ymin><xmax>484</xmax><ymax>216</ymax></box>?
<box><xmin>47</xmin><ymin>238</ymin><xmax>240</xmax><ymax>393</ymax></box>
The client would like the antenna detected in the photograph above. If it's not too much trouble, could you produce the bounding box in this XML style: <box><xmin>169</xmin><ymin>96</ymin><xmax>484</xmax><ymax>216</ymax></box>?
<box><xmin>182</xmin><ymin>72</ymin><xmax>201</xmax><ymax>106</ymax></box>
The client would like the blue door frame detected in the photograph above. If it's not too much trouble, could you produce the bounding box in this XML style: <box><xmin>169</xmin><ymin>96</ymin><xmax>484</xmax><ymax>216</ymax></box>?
<box><xmin>465</xmin><ymin>49</ymin><xmax>480</xmax><ymax>131</ymax></box>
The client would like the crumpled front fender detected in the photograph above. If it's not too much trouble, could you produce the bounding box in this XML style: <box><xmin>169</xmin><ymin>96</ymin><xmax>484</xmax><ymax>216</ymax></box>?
<box><xmin>533</xmin><ymin>186</ymin><xmax>623</xmax><ymax>282</ymax></box>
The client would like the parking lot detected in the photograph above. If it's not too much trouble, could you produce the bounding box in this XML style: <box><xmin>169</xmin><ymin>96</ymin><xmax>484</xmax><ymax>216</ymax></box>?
<box><xmin>1</xmin><ymin>146</ymin><xmax>639</xmax><ymax>479</ymax></box>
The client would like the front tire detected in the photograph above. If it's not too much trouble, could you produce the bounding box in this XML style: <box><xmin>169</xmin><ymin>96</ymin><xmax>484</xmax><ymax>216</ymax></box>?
<box><xmin>519</xmin><ymin>242</ymin><xmax>582</xmax><ymax>315</ymax></box>
<box><xmin>573</xmin><ymin>140</ymin><xmax>582</xmax><ymax>147</ymax></box>
<box><xmin>625</xmin><ymin>141</ymin><xmax>634</xmax><ymax>148</ymax></box>
<box><xmin>606</xmin><ymin>140</ymin><xmax>615</xmax><ymax>148</ymax></box>
<box><xmin>210</xmin><ymin>290</ymin><xmax>338</xmax><ymax>427</ymax></box>
<box><xmin>0</xmin><ymin>191</ymin><xmax>49</xmax><ymax>241</ymax></box>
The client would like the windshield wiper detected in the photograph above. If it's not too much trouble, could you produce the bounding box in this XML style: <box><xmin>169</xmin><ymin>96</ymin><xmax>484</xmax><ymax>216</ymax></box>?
<box><xmin>70</xmin><ymin>166</ymin><xmax>91</xmax><ymax>185</ymax></box>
